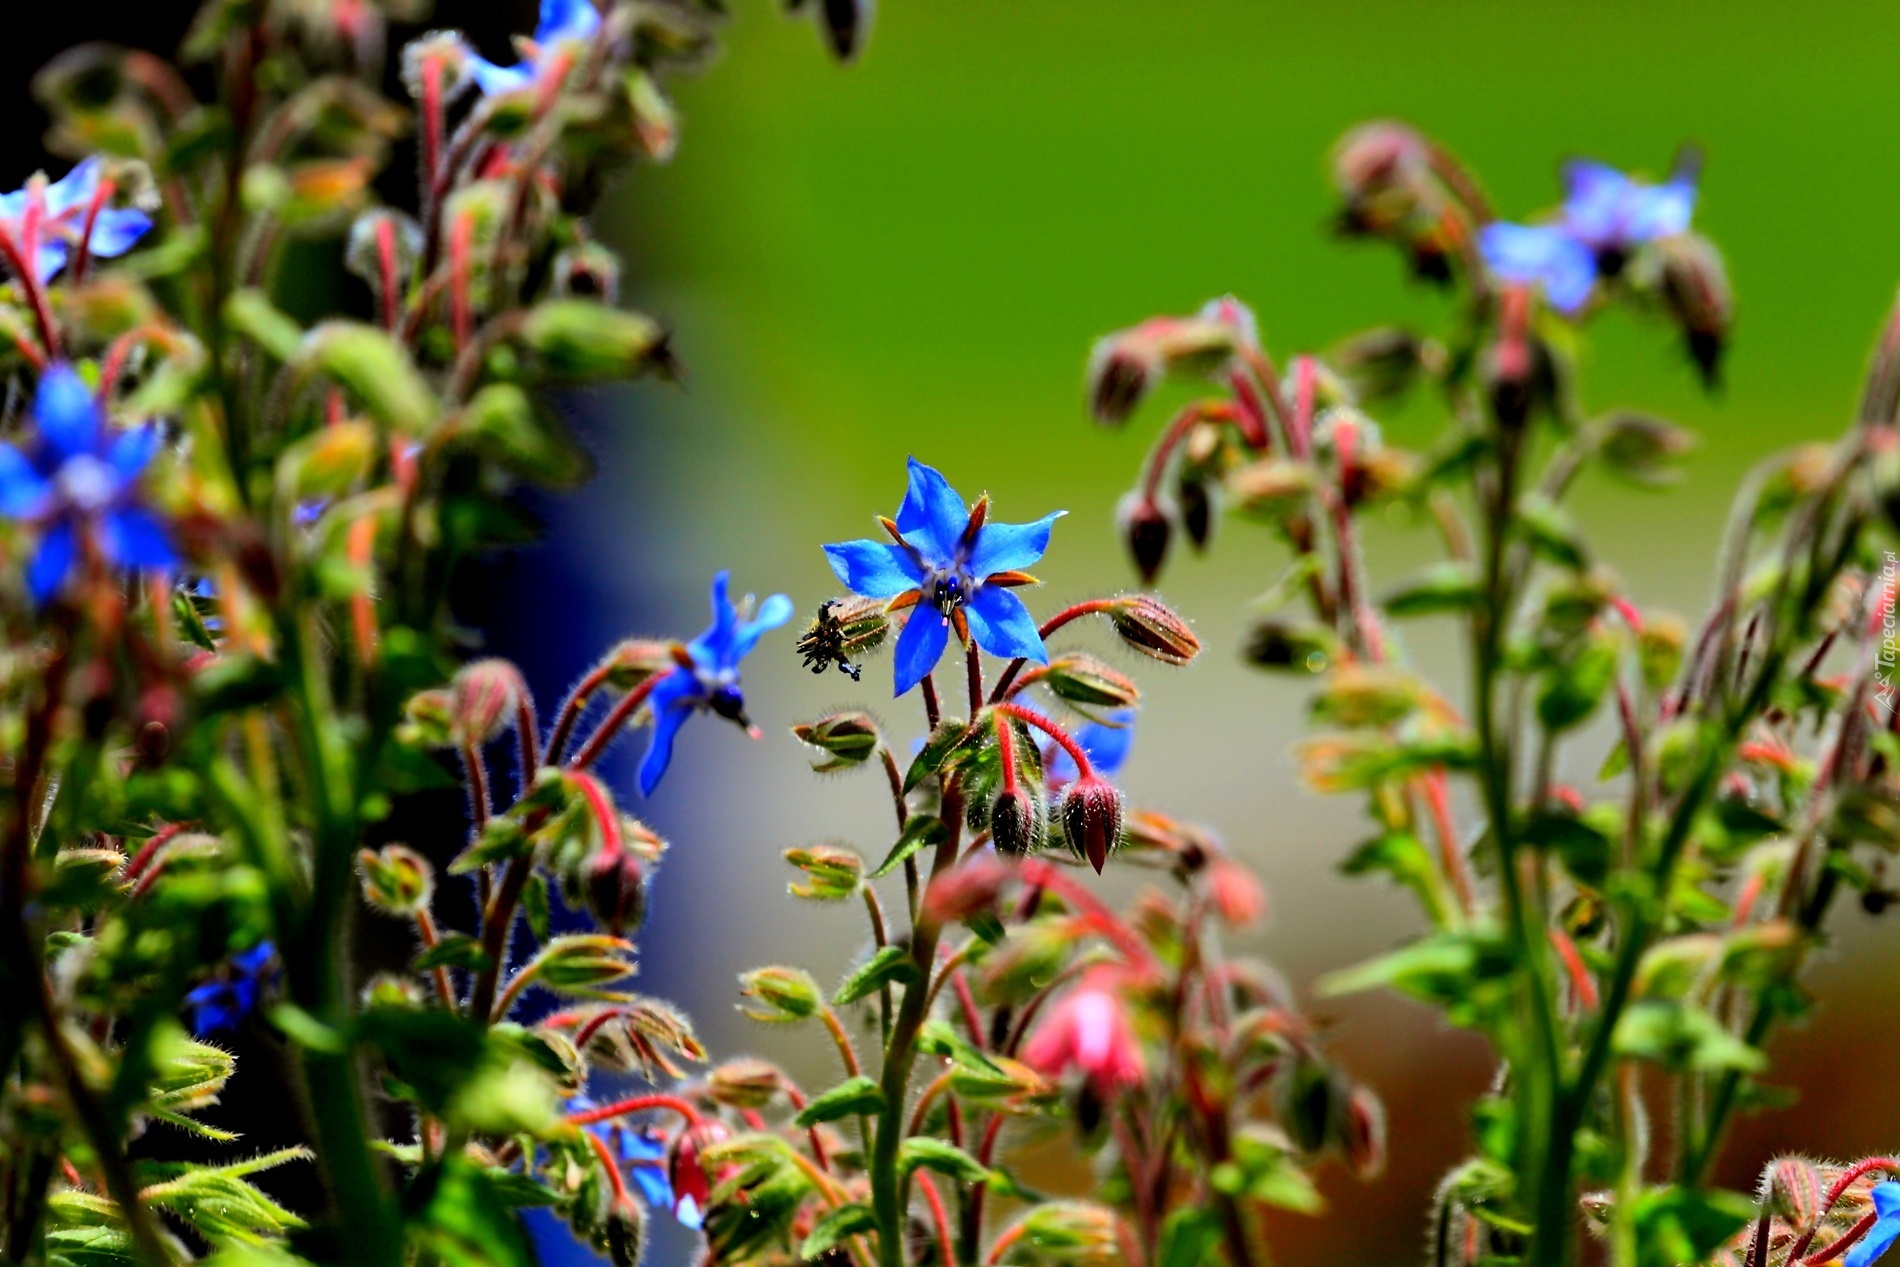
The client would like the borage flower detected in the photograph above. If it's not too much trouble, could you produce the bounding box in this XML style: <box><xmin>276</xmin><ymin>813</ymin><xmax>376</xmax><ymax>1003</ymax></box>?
<box><xmin>0</xmin><ymin>363</ymin><xmax>174</xmax><ymax>602</ymax></box>
<box><xmin>184</xmin><ymin>942</ymin><xmax>277</xmax><ymax>1038</ymax></box>
<box><xmin>639</xmin><ymin>572</ymin><xmax>792</xmax><ymax>795</ymax></box>
<box><xmin>1847</xmin><ymin>1183</ymin><xmax>1900</xmax><ymax>1267</ymax></box>
<box><xmin>824</xmin><ymin>458</ymin><xmax>1062</xmax><ymax>696</ymax></box>
<box><xmin>666</xmin><ymin>1119</ymin><xmax>732</xmax><ymax>1231</ymax></box>
<box><xmin>0</xmin><ymin>158</ymin><xmax>152</xmax><ymax>284</ymax></box>
<box><xmin>1021</xmin><ymin>966</ymin><xmax>1145</xmax><ymax>1098</ymax></box>
<box><xmin>465</xmin><ymin>0</ymin><xmax>601</xmax><ymax>97</ymax></box>
<box><xmin>1479</xmin><ymin>156</ymin><xmax>1697</xmax><ymax>315</ymax></box>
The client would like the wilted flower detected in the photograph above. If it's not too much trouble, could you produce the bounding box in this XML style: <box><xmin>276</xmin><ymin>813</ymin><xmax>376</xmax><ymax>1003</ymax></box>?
<box><xmin>0</xmin><ymin>363</ymin><xmax>174</xmax><ymax>602</ymax></box>
<box><xmin>639</xmin><ymin>571</ymin><xmax>792</xmax><ymax>794</ymax></box>
<box><xmin>465</xmin><ymin>0</ymin><xmax>601</xmax><ymax>97</ymax></box>
<box><xmin>824</xmin><ymin>458</ymin><xmax>1062</xmax><ymax>695</ymax></box>
<box><xmin>0</xmin><ymin>158</ymin><xmax>151</xmax><ymax>283</ymax></box>
<box><xmin>1022</xmin><ymin>968</ymin><xmax>1145</xmax><ymax>1097</ymax></box>
<box><xmin>184</xmin><ymin>942</ymin><xmax>277</xmax><ymax>1038</ymax></box>
<box><xmin>1479</xmin><ymin>156</ymin><xmax>1697</xmax><ymax>314</ymax></box>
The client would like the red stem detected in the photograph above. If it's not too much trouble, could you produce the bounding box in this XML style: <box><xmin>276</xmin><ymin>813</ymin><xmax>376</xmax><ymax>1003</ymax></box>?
<box><xmin>566</xmin><ymin>672</ymin><xmax>665</xmax><ymax>772</ymax></box>
<box><xmin>566</xmin><ymin>1094</ymin><xmax>703</xmax><ymax>1129</ymax></box>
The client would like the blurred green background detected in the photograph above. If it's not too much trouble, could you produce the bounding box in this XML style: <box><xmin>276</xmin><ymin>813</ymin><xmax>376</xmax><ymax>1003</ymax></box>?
<box><xmin>531</xmin><ymin>0</ymin><xmax>1900</xmax><ymax>1260</ymax></box>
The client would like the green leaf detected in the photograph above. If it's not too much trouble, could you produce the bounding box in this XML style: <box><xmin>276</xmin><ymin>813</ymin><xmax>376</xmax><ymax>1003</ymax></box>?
<box><xmin>1157</xmin><ymin>1209</ymin><xmax>1222</xmax><ymax>1267</ymax></box>
<box><xmin>794</xmin><ymin>1076</ymin><xmax>886</xmax><ymax>1127</ymax></box>
<box><xmin>1381</xmin><ymin>562</ymin><xmax>1481</xmax><ymax>618</ymax></box>
<box><xmin>1627</xmin><ymin>1185</ymin><xmax>1753</xmax><ymax>1267</ymax></box>
<box><xmin>833</xmin><ymin>945</ymin><xmax>920</xmax><ymax>1005</ymax></box>
<box><xmin>414</xmin><ymin>933</ymin><xmax>492</xmax><ymax>974</ymax></box>
<box><xmin>799</xmin><ymin>1203</ymin><xmax>877</xmax><ymax>1260</ymax></box>
<box><xmin>917</xmin><ymin>1019</ymin><xmax>1002</xmax><ymax>1074</ymax></box>
<box><xmin>1521</xmin><ymin>809</ymin><xmax>1613</xmax><ymax>887</ymax></box>
<box><xmin>904</xmin><ymin>722</ymin><xmax>973</xmax><ymax>793</ymax></box>
<box><xmin>1612</xmin><ymin>1000</ymin><xmax>1766</xmax><ymax>1074</ymax></box>
<box><xmin>897</xmin><ymin>1137</ymin><xmax>993</xmax><ymax>1184</ymax></box>
<box><xmin>405</xmin><ymin>1156</ymin><xmax>536</xmax><ymax>1267</ymax></box>
<box><xmin>870</xmin><ymin>815</ymin><xmax>949</xmax><ymax>879</ymax></box>
<box><xmin>308</xmin><ymin>322</ymin><xmax>438</xmax><ymax>436</ymax></box>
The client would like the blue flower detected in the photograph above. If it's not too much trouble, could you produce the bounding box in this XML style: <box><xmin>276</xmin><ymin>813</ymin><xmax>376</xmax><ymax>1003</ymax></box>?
<box><xmin>466</xmin><ymin>0</ymin><xmax>602</xmax><ymax>96</ymax></box>
<box><xmin>1046</xmin><ymin>709</ymin><xmax>1135</xmax><ymax>787</ymax></box>
<box><xmin>0</xmin><ymin>363</ymin><xmax>175</xmax><ymax>603</ymax></box>
<box><xmin>824</xmin><ymin>458</ymin><xmax>1063</xmax><ymax>696</ymax></box>
<box><xmin>639</xmin><ymin>571</ymin><xmax>793</xmax><ymax>795</ymax></box>
<box><xmin>1848</xmin><ymin>1183</ymin><xmax>1900</xmax><ymax>1267</ymax></box>
<box><xmin>617</xmin><ymin>1129</ymin><xmax>674</xmax><ymax>1211</ymax></box>
<box><xmin>183</xmin><ymin>941</ymin><xmax>276</xmax><ymax>1038</ymax></box>
<box><xmin>0</xmin><ymin>158</ymin><xmax>152</xmax><ymax>283</ymax></box>
<box><xmin>1478</xmin><ymin>157</ymin><xmax>1696</xmax><ymax>315</ymax></box>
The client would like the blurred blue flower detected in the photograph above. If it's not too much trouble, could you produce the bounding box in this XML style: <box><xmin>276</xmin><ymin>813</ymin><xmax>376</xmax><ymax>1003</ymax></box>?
<box><xmin>639</xmin><ymin>571</ymin><xmax>793</xmax><ymax>795</ymax></box>
<box><xmin>1848</xmin><ymin>1183</ymin><xmax>1900</xmax><ymax>1267</ymax></box>
<box><xmin>824</xmin><ymin>457</ymin><xmax>1062</xmax><ymax>696</ymax></box>
<box><xmin>1478</xmin><ymin>157</ymin><xmax>1696</xmax><ymax>315</ymax></box>
<box><xmin>0</xmin><ymin>159</ymin><xmax>152</xmax><ymax>283</ymax></box>
<box><xmin>617</xmin><ymin>1129</ymin><xmax>674</xmax><ymax>1211</ymax></box>
<box><xmin>467</xmin><ymin>0</ymin><xmax>602</xmax><ymax>96</ymax></box>
<box><xmin>0</xmin><ymin>363</ymin><xmax>174</xmax><ymax>603</ymax></box>
<box><xmin>184</xmin><ymin>941</ymin><xmax>276</xmax><ymax>1038</ymax></box>
<box><xmin>1046</xmin><ymin>708</ymin><xmax>1135</xmax><ymax>787</ymax></box>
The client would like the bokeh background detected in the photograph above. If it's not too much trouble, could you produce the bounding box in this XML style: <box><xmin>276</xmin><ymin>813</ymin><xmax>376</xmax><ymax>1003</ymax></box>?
<box><xmin>10</xmin><ymin>1</ymin><xmax>1900</xmax><ymax>1263</ymax></box>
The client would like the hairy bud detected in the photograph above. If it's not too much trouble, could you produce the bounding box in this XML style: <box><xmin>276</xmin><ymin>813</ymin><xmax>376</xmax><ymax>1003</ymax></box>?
<box><xmin>737</xmin><ymin>966</ymin><xmax>822</xmax><ymax>1023</ymax></box>
<box><xmin>783</xmin><ymin>844</ymin><xmax>865</xmax><ymax>900</ymax></box>
<box><xmin>1654</xmin><ymin>232</ymin><xmax>1732</xmax><ymax>389</ymax></box>
<box><xmin>1242</xmin><ymin>619</ymin><xmax>1340</xmax><ymax>674</ymax></box>
<box><xmin>989</xmin><ymin>784</ymin><xmax>1044</xmax><ymax>857</ymax></box>
<box><xmin>921</xmin><ymin>856</ymin><xmax>1012</xmax><ymax>926</ymax></box>
<box><xmin>1095</xmin><ymin>601</ymin><xmax>1194</xmax><ymax>673</ymax></box>
<box><xmin>522</xmin><ymin>300</ymin><xmax>674</xmax><ymax>381</ymax></box>
<box><xmin>554</xmin><ymin>243</ymin><xmax>622</xmax><ymax>304</ymax></box>
<box><xmin>999</xmin><ymin>1201</ymin><xmax>1121</xmax><ymax>1263</ymax></box>
<box><xmin>1036</xmin><ymin>654</ymin><xmax>1140</xmax><ymax>713</ymax></box>
<box><xmin>357</xmin><ymin>844</ymin><xmax>433</xmax><ymax>915</ymax></box>
<box><xmin>1060</xmin><ymin>776</ymin><xmax>1125</xmax><ymax>874</ymax></box>
<box><xmin>708</xmin><ymin>1058</ymin><xmax>785</xmax><ymax>1109</ymax></box>
<box><xmin>792</xmin><ymin>711</ymin><xmax>881</xmax><ymax>772</ymax></box>
<box><xmin>1343</xmin><ymin>1085</ymin><xmax>1387</xmax><ymax>1178</ymax></box>
<box><xmin>1087</xmin><ymin>316</ymin><xmax>1242</xmax><ymax>425</ymax></box>
<box><xmin>1759</xmin><ymin>1155</ymin><xmax>1824</xmax><ymax>1229</ymax></box>
<box><xmin>604</xmin><ymin>1194</ymin><xmax>647</xmax><ymax>1267</ymax></box>
<box><xmin>1229</xmin><ymin>458</ymin><xmax>1319</xmax><ymax>525</ymax></box>
<box><xmin>450</xmin><ymin>658</ymin><xmax>526</xmax><ymax>745</ymax></box>
<box><xmin>601</xmin><ymin>640</ymin><xmax>678</xmax><ymax>691</ymax></box>
<box><xmin>1594</xmin><ymin>411</ymin><xmax>1698</xmax><ymax>488</ymax></box>
<box><xmin>1116</xmin><ymin>493</ymin><xmax>1172</xmax><ymax>583</ymax></box>
<box><xmin>585</xmin><ymin>844</ymin><xmax>648</xmax><ymax>936</ymax></box>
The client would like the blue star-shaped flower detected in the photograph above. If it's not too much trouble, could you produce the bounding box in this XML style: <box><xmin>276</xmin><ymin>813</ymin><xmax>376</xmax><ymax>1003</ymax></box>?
<box><xmin>0</xmin><ymin>363</ymin><xmax>175</xmax><ymax>603</ymax></box>
<box><xmin>0</xmin><ymin>158</ymin><xmax>152</xmax><ymax>283</ymax></box>
<box><xmin>824</xmin><ymin>458</ymin><xmax>1063</xmax><ymax>696</ymax></box>
<box><xmin>617</xmin><ymin>1129</ymin><xmax>675</xmax><ymax>1211</ymax></box>
<box><xmin>1046</xmin><ymin>709</ymin><xmax>1135</xmax><ymax>787</ymax></box>
<box><xmin>639</xmin><ymin>571</ymin><xmax>793</xmax><ymax>795</ymax></box>
<box><xmin>466</xmin><ymin>0</ymin><xmax>602</xmax><ymax>96</ymax></box>
<box><xmin>1478</xmin><ymin>157</ymin><xmax>1697</xmax><ymax>315</ymax></box>
<box><xmin>1847</xmin><ymin>1183</ymin><xmax>1900</xmax><ymax>1267</ymax></box>
<box><xmin>184</xmin><ymin>941</ymin><xmax>277</xmax><ymax>1038</ymax></box>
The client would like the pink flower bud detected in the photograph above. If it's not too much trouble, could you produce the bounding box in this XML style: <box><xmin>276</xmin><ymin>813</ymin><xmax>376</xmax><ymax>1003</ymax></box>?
<box><xmin>921</xmin><ymin>856</ymin><xmax>1013</xmax><ymax>925</ymax></box>
<box><xmin>1343</xmin><ymin>1085</ymin><xmax>1387</xmax><ymax>1179</ymax></box>
<box><xmin>1109</xmin><ymin>595</ymin><xmax>1201</xmax><ymax>666</ymax></box>
<box><xmin>1060</xmin><ymin>776</ymin><xmax>1124</xmax><ymax>874</ymax></box>
<box><xmin>585</xmin><ymin>843</ymin><xmax>647</xmax><ymax>936</ymax></box>
<box><xmin>1205</xmin><ymin>857</ymin><xmax>1266</xmax><ymax>928</ymax></box>
<box><xmin>450</xmin><ymin>658</ymin><xmax>526</xmax><ymax>744</ymax></box>
<box><xmin>989</xmin><ymin>784</ymin><xmax>1043</xmax><ymax>857</ymax></box>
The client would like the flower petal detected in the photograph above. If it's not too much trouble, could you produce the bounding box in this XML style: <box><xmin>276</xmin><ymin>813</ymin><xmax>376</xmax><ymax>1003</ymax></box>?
<box><xmin>637</xmin><ymin>679</ymin><xmax>697</xmax><ymax>796</ymax></box>
<box><xmin>1623</xmin><ymin>177</ymin><xmax>1695</xmax><ymax>244</ymax></box>
<box><xmin>705</xmin><ymin>570</ymin><xmax>738</xmax><ymax>654</ymax></box>
<box><xmin>467</xmin><ymin>54</ymin><xmax>535</xmax><ymax>96</ymax></box>
<box><xmin>27</xmin><ymin>520</ymin><xmax>77</xmax><ymax>603</ymax></box>
<box><xmin>104</xmin><ymin>507</ymin><xmax>175</xmax><ymax>571</ymax></box>
<box><xmin>1875</xmin><ymin>1183</ymin><xmax>1900</xmax><ymax>1221</ymax></box>
<box><xmin>538</xmin><ymin>0</ymin><xmax>603</xmax><ymax>43</ymax></box>
<box><xmin>964</xmin><ymin>585</ymin><xmax>1046</xmax><ymax>665</ymax></box>
<box><xmin>824</xmin><ymin>537</ymin><xmax>924</xmax><ymax>598</ymax></box>
<box><xmin>894</xmin><ymin>457</ymin><xmax>967</xmax><ymax>560</ymax></box>
<box><xmin>891</xmin><ymin>605</ymin><xmax>950</xmax><ymax>696</ymax></box>
<box><xmin>1478</xmin><ymin>223</ymin><xmax>1598</xmax><ymax>315</ymax></box>
<box><xmin>108</xmin><ymin>424</ymin><xmax>160</xmax><ymax>481</ymax></box>
<box><xmin>33</xmin><ymin>363</ymin><xmax>102</xmax><ymax>459</ymax></box>
<box><xmin>1079</xmin><ymin>711</ymin><xmax>1136</xmax><ymax>779</ymax></box>
<box><xmin>0</xmin><ymin>443</ymin><xmax>50</xmax><ymax>516</ymax></box>
<box><xmin>968</xmin><ymin>510</ymin><xmax>1063</xmax><ymax>579</ymax></box>
<box><xmin>43</xmin><ymin>159</ymin><xmax>101</xmax><ymax>218</ymax></box>
<box><xmin>84</xmin><ymin>207</ymin><xmax>153</xmax><ymax>261</ymax></box>
<box><xmin>734</xmin><ymin>593</ymin><xmax>794</xmax><ymax>659</ymax></box>
<box><xmin>32</xmin><ymin>242</ymin><xmax>69</xmax><ymax>283</ymax></box>
<box><xmin>1559</xmin><ymin>160</ymin><xmax>1635</xmax><ymax>246</ymax></box>
<box><xmin>1845</xmin><ymin>1212</ymin><xmax>1900</xmax><ymax>1267</ymax></box>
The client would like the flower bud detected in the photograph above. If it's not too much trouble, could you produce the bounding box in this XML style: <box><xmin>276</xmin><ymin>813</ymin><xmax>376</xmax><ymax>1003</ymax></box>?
<box><xmin>708</xmin><ymin>1057</ymin><xmax>785</xmax><ymax>1109</ymax></box>
<box><xmin>1116</xmin><ymin>493</ymin><xmax>1171</xmax><ymax>583</ymax></box>
<box><xmin>791</xmin><ymin>710</ymin><xmax>881</xmax><ymax>772</ymax></box>
<box><xmin>1309</xmin><ymin>664</ymin><xmax>1425</xmax><ymax>729</ymax></box>
<box><xmin>1654</xmin><ymin>232</ymin><xmax>1732</xmax><ymax>389</ymax></box>
<box><xmin>345</xmin><ymin>209</ymin><xmax>423</xmax><ymax>301</ymax></box>
<box><xmin>667</xmin><ymin>1119</ymin><xmax>730</xmax><ymax>1230</ymax></box>
<box><xmin>1759</xmin><ymin>1155</ymin><xmax>1825</xmax><ymax>1229</ymax></box>
<box><xmin>280</xmin><ymin>419</ymin><xmax>378</xmax><ymax>502</ymax></box>
<box><xmin>1330</xmin><ymin>326</ymin><xmax>1433</xmax><ymax>406</ymax></box>
<box><xmin>999</xmin><ymin>1201</ymin><xmax>1121</xmax><ymax>1264</ymax></box>
<box><xmin>783</xmin><ymin>844</ymin><xmax>865</xmax><ymax>901</ymax></box>
<box><xmin>450</xmin><ymin>658</ymin><xmax>526</xmax><ymax>745</ymax></box>
<box><xmin>553</xmin><ymin>243</ymin><xmax>622</xmax><ymax>304</ymax></box>
<box><xmin>521</xmin><ymin>300</ymin><xmax>674</xmax><ymax>381</ymax></box>
<box><xmin>1342</xmin><ymin>1085</ymin><xmax>1387</xmax><ymax>1178</ymax></box>
<box><xmin>585</xmin><ymin>844</ymin><xmax>647</xmax><ymax>936</ymax></box>
<box><xmin>1594</xmin><ymin>411</ymin><xmax>1697</xmax><ymax>488</ymax></box>
<box><xmin>623</xmin><ymin>69</ymin><xmax>679</xmax><ymax>164</ymax></box>
<box><xmin>1228</xmin><ymin>458</ymin><xmax>1319</xmax><ymax>525</ymax></box>
<box><xmin>535</xmin><ymin>935</ymin><xmax>639</xmax><ymax>997</ymax></box>
<box><xmin>601</xmin><ymin>639</ymin><xmax>678</xmax><ymax>691</ymax></box>
<box><xmin>604</xmin><ymin>1192</ymin><xmax>647</xmax><ymax>1267</ymax></box>
<box><xmin>1205</xmin><ymin>857</ymin><xmax>1267</xmax><ymax>928</ymax></box>
<box><xmin>921</xmin><ymin>856</ymin><xmax>1012</xmax><ymax>926</ymax></box>
<box><xmin>1332</xmin><ymin>120</ymin><xmax>1431</xmax><ymax>220</ymax></box>
<box><xmin>1036</xmin><ymin>654</ymin><xmax>1140</xmax><ymax>713</ymax></box>
<box><xmin>1242</xmin><ymin>619</ymin><xmax>1340</xmax><ymax>674</ymax></box>
<box><xmin>989</xmin><ymin>784</ymin><xmax>1044</xmax><ymax>857</ymax></box>
<box><xmin>1109</xmin><ymin>595</ymin><xmax>1200</xmax><ymax>666</ymax></box>
<box><xmin>362</xmin><ymin>972</ymin><xmax>426</xmax><ymax>1009</ymax></box>
<box><xmin>357</xmin><ymin>844</ymin><xmax>434</xmax><ymax>915</ymax></box>
<box><xmin>1176</xmin><ymin>469</ymin><xmax>1215</xmax><ymax>550</ymax></box>
<box><xmin>796</xmin><ymin>596</ymin><xmax>889</xmax><ymax>680</ymax></box>
<box><xmin>1059</xmin><ymin>776</ymin><xmax>1124</xmax><ymax>874</ymax></box>
<box><xmin>737</xmin><ymin>966</ymin><xmax>822</xmax><ymax>1023</ymax></box>
<box><xmin>1087</xmin><ymin>316</ymin><xmax>1242</xmax><ymax>425</ymax></box>
<box><xmin>816</xmin><ymin>0</ymin><xmax>873</xmax><ymax>62</ymax></box>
